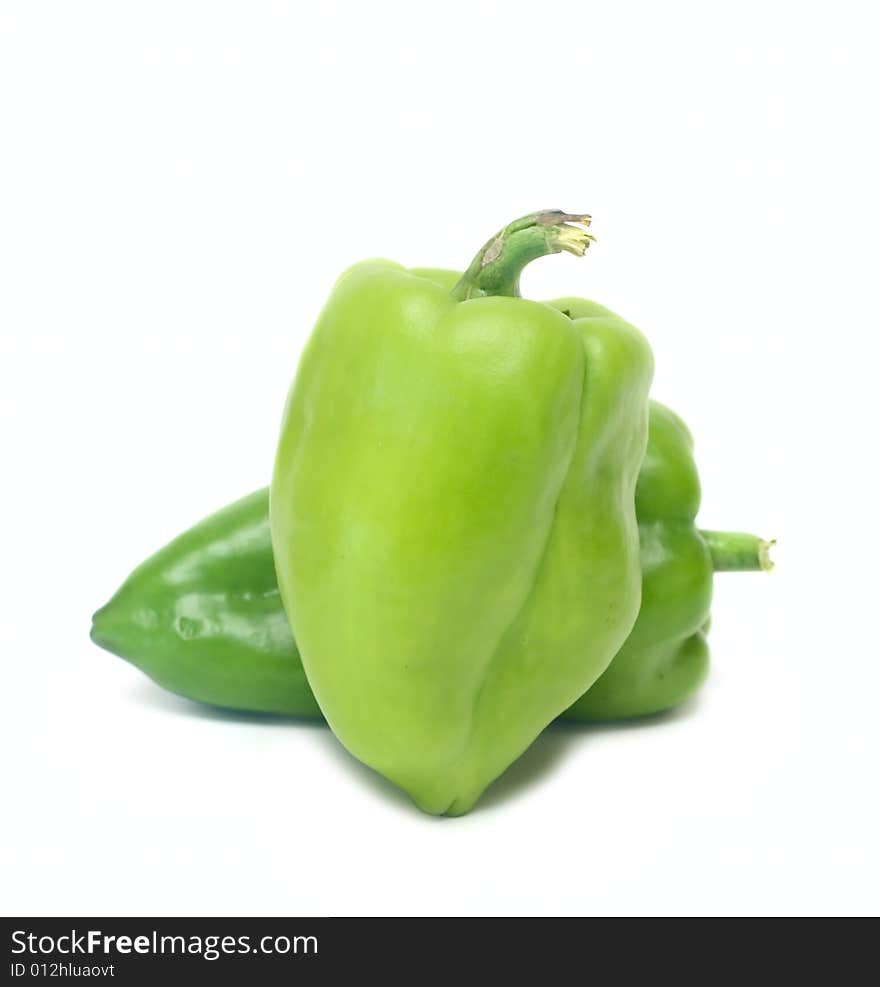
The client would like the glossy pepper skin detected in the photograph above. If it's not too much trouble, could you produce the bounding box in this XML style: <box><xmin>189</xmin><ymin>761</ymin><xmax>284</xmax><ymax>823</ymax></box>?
<box><xmin>91</xmin><ymin>489</ymin><xmax>321</xmax><ymax>718</ymax></box>
<box><xmin>270</xmin><ymin>211</ymin><xmax>653</xmax><ymax>814</ymax></box>
<box><xmin>90</xmin><ymin>403</ymin><xmax>771</xmax><ymax>722</ymax></box>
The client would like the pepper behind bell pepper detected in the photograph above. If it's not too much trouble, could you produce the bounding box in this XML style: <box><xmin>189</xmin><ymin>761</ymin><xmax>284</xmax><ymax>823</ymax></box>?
<box><xmin>90</xmin><ymin>403</ymin><xmax>771</xmax><ymax>723</ymax></box>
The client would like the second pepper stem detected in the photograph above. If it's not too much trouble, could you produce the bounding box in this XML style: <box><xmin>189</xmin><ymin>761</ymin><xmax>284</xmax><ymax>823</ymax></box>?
<box><xmin>451</xmin><ymin>211</ymin><xmax>595</xmax><ymax>301</ymax></box>
<box><xmin>700</xmin><ymin>531</ymin><xmax>775</xmax><ymax>572</ymax></box>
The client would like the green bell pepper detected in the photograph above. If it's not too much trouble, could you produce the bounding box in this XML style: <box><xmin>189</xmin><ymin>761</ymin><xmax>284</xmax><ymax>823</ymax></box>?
<box><xmin>269</xmin><ymin>211</ymin><xmax>654</xmax><ymax>814</ymax></box>
<box><xmin>90</xmin><ymin>404</ymin><xmax>770</xmax><ymax>726</ymax></box>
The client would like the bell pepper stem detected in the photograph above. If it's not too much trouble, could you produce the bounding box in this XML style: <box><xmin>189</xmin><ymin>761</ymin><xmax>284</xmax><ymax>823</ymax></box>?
<box><xmin>700</xmin><ymin>530</ymin><xmax>775</xmax><ymax>572</ymax></box>
<box><xmin>451</xmin><ymin>210</ymin><xmax>595</xmax><ymax>300</ymax></box>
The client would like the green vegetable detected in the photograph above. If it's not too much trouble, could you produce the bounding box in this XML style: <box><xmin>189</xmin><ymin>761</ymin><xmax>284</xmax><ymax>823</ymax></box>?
<box><xmin>567</xmin><ymin>401</ymin><xmax>772</xmax><ymax>719</ymax></box>
<box><xmin>92</xmin><ymin>488</ymin><xmax>321</xmax><ymax>720</ymax></box>
<box><xmin>269</xmin><ymin>210</ymin><xmax>654</xmax><ymax>814</ymax></box>
<box><xmin>90</xmin><ymin>404</ymin><xmax>771</xmax><ymax>727</ymax></box>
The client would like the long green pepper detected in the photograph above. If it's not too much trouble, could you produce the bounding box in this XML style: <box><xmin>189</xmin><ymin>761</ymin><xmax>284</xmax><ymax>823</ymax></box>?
<box><xmin>91</xmin><ymin>405</ymin><xmax>770</xmax><ymax>724</ymax></box>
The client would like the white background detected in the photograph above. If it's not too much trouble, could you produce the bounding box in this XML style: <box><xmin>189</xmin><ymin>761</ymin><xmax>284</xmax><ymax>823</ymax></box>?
<box><xmin>2</xmin><ymin>1</ymin><xmax>878</xmax><ymax>917</ymax></box>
